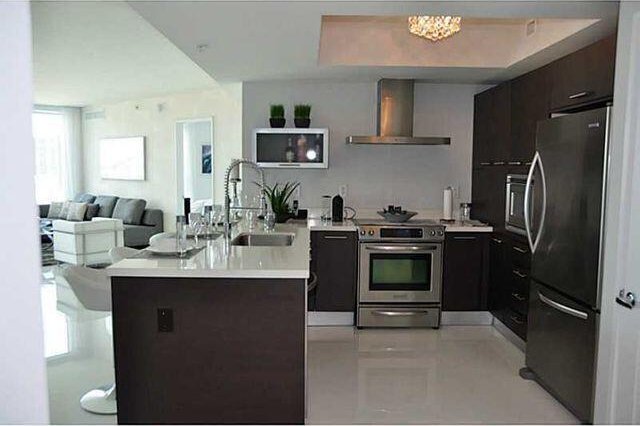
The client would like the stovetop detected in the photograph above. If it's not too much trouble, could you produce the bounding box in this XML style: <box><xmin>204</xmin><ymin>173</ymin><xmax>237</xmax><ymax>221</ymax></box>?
<box><xmin>353</xmin><ymin>218</ymin><xmax>445</xmax><ymax>242</ymax></box>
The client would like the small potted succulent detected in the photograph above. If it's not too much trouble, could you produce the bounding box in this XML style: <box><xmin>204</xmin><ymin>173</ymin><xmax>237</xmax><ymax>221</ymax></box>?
<box><xmin>294</xmin><ymin>104</ymin><xmax>311</xmax><ymax>128</ymax></box>
<box><xmin>269</xmin><ymin>104</ymin><xmax>286</xmax><ymax>128</ymax></box>
<box><xmin>256</xmin><ymin>181</ymin><xmax>300</xmax><ymax>223</ymax></box>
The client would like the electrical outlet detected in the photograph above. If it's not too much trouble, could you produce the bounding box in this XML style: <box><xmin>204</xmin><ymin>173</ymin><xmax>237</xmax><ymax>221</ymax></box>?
<box><xmin>339</xmin><ymin>184</ymin><xmax>348</xmax><ymax>199</ymax></box>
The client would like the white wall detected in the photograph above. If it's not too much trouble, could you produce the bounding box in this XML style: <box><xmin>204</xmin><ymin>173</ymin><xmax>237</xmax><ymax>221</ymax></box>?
<box><xmin>594</xmin><ymin>1</ymin><xmax>640</xmax><ymax>422</ymax></box>
<box><xmin>0</xmin><ymin>2</ymin><xmax>50</xmax><ymax>423</ymax></box>
<box><xmin>242</xmin><ymin>81</ymin><xmax>487</xmax><ymax>211</ymax></box>
<box><xmin>82</xmin><ymin>84</ymin><xmax>242</xmax><ymax>231</ymax></box>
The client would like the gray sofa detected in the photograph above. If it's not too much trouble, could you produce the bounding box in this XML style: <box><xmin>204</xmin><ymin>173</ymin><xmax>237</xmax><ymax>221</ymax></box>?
<box><xmin>39</xmin><ymin>193</ymin><xmax>163</xmax><ymax>247</ymax></box>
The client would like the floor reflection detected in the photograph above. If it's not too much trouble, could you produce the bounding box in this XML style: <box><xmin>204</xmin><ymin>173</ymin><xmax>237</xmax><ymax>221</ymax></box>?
<box><xmin>41</xmin><ymin>266</ymin><xmax>577</xmax><ymax>425</ymax></box>
<box><xmin>42</xmin><ymin>266</ymin><xmax>116</xmax><ymax>425</ymax></box>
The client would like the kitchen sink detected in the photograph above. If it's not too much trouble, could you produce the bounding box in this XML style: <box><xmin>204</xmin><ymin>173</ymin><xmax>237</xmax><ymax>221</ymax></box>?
<box><xmin>230</xmin><ymin>233</ymin><xmax>295</xmax><ymax>247</ymax></box>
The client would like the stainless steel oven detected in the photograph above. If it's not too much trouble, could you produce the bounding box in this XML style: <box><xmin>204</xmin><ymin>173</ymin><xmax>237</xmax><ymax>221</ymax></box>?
<box><xmin>354</xmin><ymin>219</ymin><xmax>444</xmax><ymax>328</ymax></box>
<box><xmin>358</xmin><ymin>242</ymin><xmax>442</xmax><ymax>304</ymax></box>
<box><xmin>505</xmin><ymin>174</ymin><xmax>534</xmax><ymax>236</ymax></box>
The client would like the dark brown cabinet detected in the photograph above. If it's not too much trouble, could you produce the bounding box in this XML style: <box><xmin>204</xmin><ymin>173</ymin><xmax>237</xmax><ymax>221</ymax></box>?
<box><xmin>442</xmin><ymin>233</ymin><xmax>489</xmax><ymax>311</ymax></box>
<box><xmin>549</xmin><ymin>34</ymin><xmax>616</xmax><ymax>111</ymax></box>
<box><xmin>473</xmin><ymin>82</ymin><xmax>511</xmax><ymax>167</ymax></box>
<box><xmin>487</xmin><ymin>232</ymin><xmax>531</xmax><ymax>341</ymax></box>
<box><xmin>471</xmin><ymin>166</ymin><xmax>508</xmax><ymax>230</ymax></box>
<box><xmin>510</xmin><ymin>66</ymin><xmax>550</xmax><ymax>164</ymax></box>
<box><xmin>310</xmin><ymin>231</ymin><xmax>357</xmax><ymax>312</ymax></box>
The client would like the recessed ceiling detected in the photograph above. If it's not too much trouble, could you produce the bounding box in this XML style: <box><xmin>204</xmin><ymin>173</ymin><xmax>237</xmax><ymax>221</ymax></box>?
<box><xmin>130</xmin><ymin>1</ymin><xmax>618</xmax><ymax>84</ymax></box>
<box><xmin>32</xmin><ymin>1</ymin><xmax>216</xmax><ymax>107</ymax></box>
<box><xmin>319</xmin><ymin>16</ymin><xmax>599</xmax><ymax>68</ymax></box>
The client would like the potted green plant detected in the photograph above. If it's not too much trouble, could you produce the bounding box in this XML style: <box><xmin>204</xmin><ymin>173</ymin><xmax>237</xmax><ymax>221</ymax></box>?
<box><xmin>269</xmin><ymin>104</ymin><xmax>286</xmax><ymax>128</ymax></box>
<box><xmin>294</xmin><ymin>104</ymin><xmax>311</xmax><ymax>128</ymax></box>
<box><xmin>256</xmin><ymin>181</ymin><xmax>300</xmax><ymax>223</ymax></box>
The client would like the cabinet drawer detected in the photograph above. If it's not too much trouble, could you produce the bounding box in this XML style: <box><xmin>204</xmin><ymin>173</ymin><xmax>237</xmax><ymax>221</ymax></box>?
<box><xmin>357</xmin><ymin>306</ymin><xmax>440</xmax><ymax>328</ymax></box>
<box><xmin>510</xmin><ymin>240</ymin><xmax>531</xmax><ymax>270</ymax></box>
<box><xmin>508</xmin><ymin>269</ymin><xmax>529</xmax><ymax>315</ymax></box>
<box><xmin>503</xmin><ymin>308</ymin><xmax>527</xmax><ymax>340</ymax></box>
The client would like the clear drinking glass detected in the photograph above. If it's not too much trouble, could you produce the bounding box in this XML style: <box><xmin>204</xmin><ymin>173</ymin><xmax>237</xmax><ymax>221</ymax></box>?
<box><xmin>321</xmin><ymin>195</ymin><xmax>332</xmax><ymax>223</ymax></box>
<box><xmin>246</xmin><ymin>210</ymin><xmax>257</xmax><ymax>231</ymax></box>
<box><xmin>175</xmin><ymin>215</ymin><xmax>188</xmax><ymax>256</ymax></box>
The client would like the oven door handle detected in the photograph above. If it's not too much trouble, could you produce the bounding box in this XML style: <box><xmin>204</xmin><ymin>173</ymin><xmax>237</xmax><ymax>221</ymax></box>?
<box><xmin>365</xmin><ymin>245</ymin><xmax>438</xmax><ymax>252</ymax></box>
<box><xmin>371</xmin><ymin>310</ymin><xmax>430</xmax><ymax>317</ymax></box>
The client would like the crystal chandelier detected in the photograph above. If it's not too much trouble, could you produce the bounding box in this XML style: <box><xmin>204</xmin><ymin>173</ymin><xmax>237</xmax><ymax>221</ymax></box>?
<box><xmin>408</xmin><ymin>16</ymin><xmax>462</xmax><ymax>42</ymax></box>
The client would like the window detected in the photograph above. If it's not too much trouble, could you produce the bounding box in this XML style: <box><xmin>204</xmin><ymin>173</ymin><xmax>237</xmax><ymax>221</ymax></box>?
<box><xmin>32</xmin><ymin>110</ymin><xmax>68</xmax><ymax>204</ymax></box>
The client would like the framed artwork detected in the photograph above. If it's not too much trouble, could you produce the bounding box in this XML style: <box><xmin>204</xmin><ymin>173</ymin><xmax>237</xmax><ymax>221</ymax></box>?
<box><xmin>201</xmin><ymin>145</ymin><xmax>212</xmax><ymax>174</ymax></box>
<box><xmin>100</xmin><ymin>136</ymin><xmax>145</xmax><ymax>180</ymax></box>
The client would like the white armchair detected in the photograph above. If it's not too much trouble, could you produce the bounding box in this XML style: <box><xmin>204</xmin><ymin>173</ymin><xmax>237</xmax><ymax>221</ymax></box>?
<box><xmin>53</xmin><ymin>218</ymin><xmax>124</xmax><ymax>266</ymax></box>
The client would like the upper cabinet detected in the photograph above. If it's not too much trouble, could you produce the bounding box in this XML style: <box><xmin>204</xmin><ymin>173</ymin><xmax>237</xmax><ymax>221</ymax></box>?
<box><xmin>253</xmin><ymin>128</ymin><xmax>329</xmax><ymax>169</ymax></box>
<box><xmin>549</xmin><ymin>34</ymin><xmax>616</xmax><ymax>111</ymax></box>
<box><xmin>473</xmin><ymin>82</ymin><xmax>511</xmax><ymax>167</ymax></box>
<box><xmin>510</xmin><ymin>66</ymin><xmax>550</xmax><ymax>164</ymax></box>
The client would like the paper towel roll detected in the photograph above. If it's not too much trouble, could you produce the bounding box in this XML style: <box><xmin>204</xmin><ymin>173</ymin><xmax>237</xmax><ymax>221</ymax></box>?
<box><xmin>443</xmin><ymin>187</ymin><xmax>453</xmax><ymax>220</ymax></box>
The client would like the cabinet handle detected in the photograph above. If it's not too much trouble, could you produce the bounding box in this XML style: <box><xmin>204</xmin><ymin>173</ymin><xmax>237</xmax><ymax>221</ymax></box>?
<box><xmin>277</xmin><ymin>163</ymin><xmax>301</xmax><ymax>167</ymax></box>
<box><xmin>510</xmin><ymin>315</ymin><xmax>524</xmax><ymax>325</ymax></box>
<box><xmin>508</xmin><ymin>161</ymin><xmax>522</xmax><ymax>166</ymax></box>
<box><xmin>324</xmin><ymin>235</ymin><xmax>348</xmax><ymax>240</ymax></box>
<box><xmin>568</xmin><ymin>91</ymin><xmax>593</xmax><ymax>100</ymax></box>
<box><xmin>480</xmin><ymin>162</ymin><xmax>491</xmax><ymax>166</ymax></box>
<box><xmin>492</xmin><ymin>161</ymin><xmax>506</xmax><ymax>166</ymax></box>
<box><xmin>453</xmin><ymin>236</ymin><xmax>477</xmax><ymax>240</ymax></box>
<box><xmin>512</xmin><ymin>269</ymin><xmax>528</xmax><ymax>278</ymax></box>
<box><xmin>491</xmin><ymin>237</ymin><xmax>503</xmax><ymax>244</ymax></box>
<box><xmin>512</xmin><ymin>292</ymin><xmax>526</xmax><ymax>301</ymax></box>
<box><xmin>513</xmin><ymin>246</ymin><xmax>528</xmax><ymax>254</ymax></box>
<box><xmin>307</xmin><ymin>272</ymin><xmax>318</xmax><ymax>293</ymax></box>
<box><xmin>372</xmin><ymin>310</ymin><xmax>429</xmax><ymax>317</ymax></box>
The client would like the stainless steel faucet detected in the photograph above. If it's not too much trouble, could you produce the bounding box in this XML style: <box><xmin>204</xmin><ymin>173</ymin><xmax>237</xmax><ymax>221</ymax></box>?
<box><xmin>223</xmin><ymin>159</ymin><xmax>267</xmax><ymax>239</ymax></box>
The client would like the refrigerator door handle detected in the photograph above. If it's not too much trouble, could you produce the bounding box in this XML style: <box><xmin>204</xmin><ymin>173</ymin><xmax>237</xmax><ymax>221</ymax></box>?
<box><xmin>539</xmin><ymin>291</ymin><xmax>589</xmax><ymax>320</ymax></box>
<box><xmin>524</xmin><ymin>151</ymin><xmax>547</xmax><ymax>253</ymax></box>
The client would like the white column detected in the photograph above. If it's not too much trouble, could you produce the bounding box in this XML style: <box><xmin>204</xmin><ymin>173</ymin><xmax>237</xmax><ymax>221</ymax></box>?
<box><xmin>0</xmin><ymin>2</ymin><xmax>50</xmax><ymax>423</ymax></box>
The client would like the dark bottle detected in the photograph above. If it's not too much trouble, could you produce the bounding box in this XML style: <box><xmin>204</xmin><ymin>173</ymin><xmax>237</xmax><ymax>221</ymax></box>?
<box><xmin>331</xmin><ymin>195</ymin><xmax>343</xmax><ymax>222</ymax></box>
<box><xmin>285</xmin><ymin>137</ymin><xmax>295</xmax><ymax>162</ymax></box>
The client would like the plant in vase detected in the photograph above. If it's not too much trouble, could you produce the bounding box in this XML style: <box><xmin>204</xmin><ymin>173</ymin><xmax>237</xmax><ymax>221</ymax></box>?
<box><xmin>294</xmin><ymin>104</ymin><xmax>311</xmax><ymax>128</ymax></box>
<box><xmin>269</xmin><ymin>104</ymin><xmax>286</xmax><ymax>128</ymax></box>
<box><xmin>255</xmin><ymin>181</ymin><xmax>300</xmax><ymax>223</ymax></box>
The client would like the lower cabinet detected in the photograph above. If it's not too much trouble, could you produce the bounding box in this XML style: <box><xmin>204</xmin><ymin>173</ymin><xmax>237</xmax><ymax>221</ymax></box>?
<box><xmin>488</xmin><ymin>231</ymin><xmax>532</xmax><ymax>341</ymax></box>
<box><xmin>442</xmin><ymin>233</ymin><xmax>489</xmax><ymax>311</ymax></box>
<box><xmin>309</xmin><ymin>230</ymin><xmax>357</xmax><ymax>312</ymax></box>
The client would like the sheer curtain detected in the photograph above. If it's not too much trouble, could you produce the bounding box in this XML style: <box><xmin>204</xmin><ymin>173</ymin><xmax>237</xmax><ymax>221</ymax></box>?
<box><xmin>32</xmin><ymin>105</ymin><xmax>82</xmax><ymax>204</ymax></box>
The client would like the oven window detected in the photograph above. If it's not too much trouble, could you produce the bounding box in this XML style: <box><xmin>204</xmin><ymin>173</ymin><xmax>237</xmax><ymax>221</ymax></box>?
<box><xmin>369</xmin><ymin>253</ymin><xmax>432</xmax><ymax>291</ymax></box>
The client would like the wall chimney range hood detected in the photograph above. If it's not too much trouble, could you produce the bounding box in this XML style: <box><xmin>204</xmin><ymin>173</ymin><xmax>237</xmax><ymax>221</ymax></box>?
<box><xmin>346</xmin><ymin>79</ymin><xmax>450</xmax><ymax>145</ymax></box>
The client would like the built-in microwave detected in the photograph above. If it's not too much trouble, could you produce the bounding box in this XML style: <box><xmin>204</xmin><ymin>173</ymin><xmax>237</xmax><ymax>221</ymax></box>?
<box><xmin>505</xmin><ymin>174</ymin><xmax>534</xmax><ymax>236</ymax></box>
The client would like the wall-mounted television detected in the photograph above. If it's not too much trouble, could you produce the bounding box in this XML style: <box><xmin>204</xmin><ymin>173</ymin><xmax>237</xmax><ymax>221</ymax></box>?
<box><xmin>100</xmin><ymin>136</ymin><xmax>145</xmax><ymax>180</ymax></box>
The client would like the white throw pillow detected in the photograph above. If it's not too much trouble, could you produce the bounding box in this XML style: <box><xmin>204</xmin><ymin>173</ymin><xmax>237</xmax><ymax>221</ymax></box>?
<box><xmin>59</xmin><ymin>201</ymin><xmax>71</xmax><ymax>219</ymax></box>
<box><xmin>66</xmin><ymin>202</ymin><xmax>88</xmax><ymax>222</ymax></box>
<box><xmin>47</xmin><ymin>201</ymin><xmax>64</xmax><ymax>219</ymax></box>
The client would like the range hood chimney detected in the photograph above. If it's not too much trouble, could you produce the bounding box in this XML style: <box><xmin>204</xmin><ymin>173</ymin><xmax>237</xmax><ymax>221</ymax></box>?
<box><xmin>346</xmin><ymin>79</ymin><xmax>450</xmax><ymax>145</ymax></box>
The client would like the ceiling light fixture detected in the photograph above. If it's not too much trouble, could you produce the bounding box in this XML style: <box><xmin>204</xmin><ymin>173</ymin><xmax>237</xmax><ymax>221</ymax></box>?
<box><xmin>408</xmin><ymin>16</ymin><xmax>462</xmax><ymax>42</ymax></box>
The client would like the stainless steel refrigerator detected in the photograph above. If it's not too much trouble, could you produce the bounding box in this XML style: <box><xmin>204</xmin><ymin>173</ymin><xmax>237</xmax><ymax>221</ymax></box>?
<box><xmin>523</xmin><ymin>106</ymin><xmax>610</xmax><ymax>423</ymax></box>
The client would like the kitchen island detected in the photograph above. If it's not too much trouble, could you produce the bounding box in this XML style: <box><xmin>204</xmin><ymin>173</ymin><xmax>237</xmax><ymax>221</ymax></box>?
<box><xmin>107</xmin><ymin>224</ymin><xmax>310</xmax><ymax>424</ymax></box>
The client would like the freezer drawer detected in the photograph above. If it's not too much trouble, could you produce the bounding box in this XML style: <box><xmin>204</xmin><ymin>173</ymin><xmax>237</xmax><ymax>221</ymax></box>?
<box><xmin>526</xmin><ymin>281</ymin><xmax>597</xmax><ymax>423</ymax></box>
<box><xmin>357</xmin><ymin>305</ymin><xmax>440</xmax><ymax>328</ymax></box>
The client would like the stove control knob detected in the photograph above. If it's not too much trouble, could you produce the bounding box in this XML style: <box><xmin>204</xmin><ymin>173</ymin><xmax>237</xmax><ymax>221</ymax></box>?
<box><xmin>437</xmin><ymin>230</ymin><xmax>444</xmax><ymax>236</ymax></box>
<box><xmin>368</xmin><ymin>230</ymin><xmax>375</xmax><ymax>236</ymax></box>
<box><xmin>359</xmin><ymin>230</ymin><xmax>366</xmax><ymax>236</ymax></box>
<box><xmin>429</xmin><ymin>230</ymin><xmax>436</xmax><ymax>236</ymax></box>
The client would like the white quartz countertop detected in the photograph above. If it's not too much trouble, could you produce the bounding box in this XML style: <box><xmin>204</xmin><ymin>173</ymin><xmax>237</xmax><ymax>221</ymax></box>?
<box><xmin>107</xmin><ymin>223</ymin><xmax>311</xmax><ymax>279</ymax></box>
<box><xmin>442</xmin><ymin>220</ymin><xmax>493</xmax><ymax>233</ymax></box>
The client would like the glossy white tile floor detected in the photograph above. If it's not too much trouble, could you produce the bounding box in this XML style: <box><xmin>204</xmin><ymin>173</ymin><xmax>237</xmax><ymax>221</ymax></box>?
<box><xmin>43</xmin><ymin>266</ymin><xmax>577</xmax><ymax>425</ymax></box>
